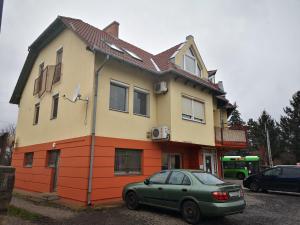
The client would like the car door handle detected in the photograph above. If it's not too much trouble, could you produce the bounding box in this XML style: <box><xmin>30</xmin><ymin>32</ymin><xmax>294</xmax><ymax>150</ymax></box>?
<box><xmin>158</xmin><ymin>187</ymin><xmax>163</xmax><ymax>190</ymax></box>
<box><xmin>182</xmin><ymin>188</ymin><xmax>187</xmax><ymax>192</ymax></box>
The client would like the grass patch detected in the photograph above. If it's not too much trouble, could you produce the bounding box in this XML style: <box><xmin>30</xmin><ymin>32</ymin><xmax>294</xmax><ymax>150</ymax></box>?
<box><xmin>8</xmin><ymin>205</ymin><xmax>43</xmax><ymax>221</ymax></box>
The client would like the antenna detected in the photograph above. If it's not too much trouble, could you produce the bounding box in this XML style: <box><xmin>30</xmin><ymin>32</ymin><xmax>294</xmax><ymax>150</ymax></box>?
<box><xmin>72</xmin><ymin>84</ymin><xmax>81</xmax><ymax>102</ymax></box>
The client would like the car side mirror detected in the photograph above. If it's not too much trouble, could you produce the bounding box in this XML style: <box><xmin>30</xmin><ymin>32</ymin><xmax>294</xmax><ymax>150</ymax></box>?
<box><xmin>144</xmin><ymin>179</ymin><xmax>150</xmax><ymax>185</ymax></box>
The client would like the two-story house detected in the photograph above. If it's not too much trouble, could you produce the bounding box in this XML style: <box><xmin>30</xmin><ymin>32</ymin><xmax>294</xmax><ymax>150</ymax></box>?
<box><xmin>10</xmin><ymin>16</ymin><xmax>247</xmax><ymax>206</ymax></box>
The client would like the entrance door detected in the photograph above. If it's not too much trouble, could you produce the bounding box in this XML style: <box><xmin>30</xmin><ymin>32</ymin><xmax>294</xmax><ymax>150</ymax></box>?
<box><xmin>204</xmin><ymin>153</ymin><xmax>215</xmax><ymax>174</ymax></box>
<box><xmin>162</xmin><ymin>153</ymin><xmax>182</xmax><ymax>170</ymax></box>
<box><xmin>47</xmin><ymin>150</ymin><xmax>60</xmax><ymax>192</ymax></box>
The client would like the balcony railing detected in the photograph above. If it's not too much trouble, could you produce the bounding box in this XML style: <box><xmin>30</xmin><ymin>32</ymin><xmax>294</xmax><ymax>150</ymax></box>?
<box><xmin>215</xmin><ymin>127</ymin><xmax>247</xmax><ymax>148</ymax></box>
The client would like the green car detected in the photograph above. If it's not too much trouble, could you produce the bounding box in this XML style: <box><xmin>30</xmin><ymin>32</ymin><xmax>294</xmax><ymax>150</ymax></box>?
<box><xmin>122</xmin><ymin>169</ymin><xmax>245</xmax><ymax>224</ymax></box>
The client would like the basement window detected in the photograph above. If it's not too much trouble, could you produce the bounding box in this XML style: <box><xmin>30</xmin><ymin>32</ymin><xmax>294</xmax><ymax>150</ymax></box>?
<box><xmin>114</xmin><ymin>149</ymin><xmax>142</xmax><ymax>175</ymax></box>
<box><xmin>24</xmin><ymin>152</ymin><xmax>34</xmax><ymax>168</ymax></box>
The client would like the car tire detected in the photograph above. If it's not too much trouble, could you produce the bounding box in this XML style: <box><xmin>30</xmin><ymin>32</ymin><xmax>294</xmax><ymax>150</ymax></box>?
<box><xmin>181</xmin><ymin>200</ymin><xmax>201</xmax><ymax>224</ymax></box>
<box><xmin>125</xmin><ymin>191</ymin><xmax>139</xmax><ymax>210</ymax></box>
<box><xmin>249</xmin><ymin>182</ymin><xmax>260</xmax><ymax>192</ymax></box>
<box><xmin>237</xmin><ymin>173</ymin><xmax>245</xmax><ymax>180</ymax></box>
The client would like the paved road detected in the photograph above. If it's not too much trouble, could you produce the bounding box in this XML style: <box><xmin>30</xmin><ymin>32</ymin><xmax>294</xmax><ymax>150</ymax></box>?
<box><xmin>4</xmin><ymin>190</ymin><xmax>300</xmax><ymax>225</ymax></box>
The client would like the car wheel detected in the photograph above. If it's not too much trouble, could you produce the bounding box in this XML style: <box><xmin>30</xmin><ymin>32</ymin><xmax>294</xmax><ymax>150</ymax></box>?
<box><xmin>249</xmin><ymin>182</ymin><xmax>260</xmax><ymax>192</ymax></box>
<box><xmin>237</xmin><ymin>173</ymin><xmax>245</xmax><ymax>180</ymax></box>
<box><xmin>181</xmin><ymin>200</ymin><xmax>201</xmax><ymax>224</ymax></box>
<box><xmin>125</xmin><ymin>191</ymin><xmax>139</xmax><ymax>210</ymax></box>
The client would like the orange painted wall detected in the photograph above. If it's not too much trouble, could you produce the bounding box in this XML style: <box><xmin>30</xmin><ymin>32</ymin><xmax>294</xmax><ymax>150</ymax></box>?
<box><xmin>12</xmin><ymin>135</ymin><xmax>216</xmax><ymax>205</ymax></box>
<box><xmin>12</xmin><ymin>136</ymin><xmax>91</xmax><ymax>203</ymax></box>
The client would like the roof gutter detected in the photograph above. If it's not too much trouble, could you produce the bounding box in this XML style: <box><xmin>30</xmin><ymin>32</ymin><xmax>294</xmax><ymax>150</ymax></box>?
<box><xmin>87</xmin><ymin>53</ymin><xmax>110</xmax><ymax>206</ymax></box>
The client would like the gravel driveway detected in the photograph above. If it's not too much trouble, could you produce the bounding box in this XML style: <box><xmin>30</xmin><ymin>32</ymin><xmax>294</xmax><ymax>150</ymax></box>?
<box><xmin>4</xmin><ymin>190</ymin><xmax>300</xmax><ymax>225</ymax></box>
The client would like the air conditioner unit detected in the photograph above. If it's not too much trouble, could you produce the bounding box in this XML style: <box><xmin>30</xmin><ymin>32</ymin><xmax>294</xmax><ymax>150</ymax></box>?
<box><xmin>151</xmin><ymin>126</ymin><xmax>170</xmax><ymax>141</ymax></box>
<box><xmin>154</xmin><ymin>81</ymin><xmax>168</xmax><ymax>94</ymax></box>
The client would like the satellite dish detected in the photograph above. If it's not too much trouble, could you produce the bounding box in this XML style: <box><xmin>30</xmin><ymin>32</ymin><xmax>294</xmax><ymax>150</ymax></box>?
<box><xmin>72</xmin><ymin>84</ymin><xmax>81</xmax><ymax>102</ymax></box>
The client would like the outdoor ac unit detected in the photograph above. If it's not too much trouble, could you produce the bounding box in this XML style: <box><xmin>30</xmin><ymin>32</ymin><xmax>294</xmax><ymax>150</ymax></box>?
<box><xmin>154</xmin><ymin>81</ymin><xmax>168</xmax><ymax>94</ymax></box>
<box><xmin>151</xmin><ymin>126</ymin><xmax>170</xmax><ymax>141</ymax></box>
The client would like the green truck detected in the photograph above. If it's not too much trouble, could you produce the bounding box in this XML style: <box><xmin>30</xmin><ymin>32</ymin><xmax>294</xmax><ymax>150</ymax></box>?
<box><xmin>221</xmin><ymin>156</ymin><xmax>260</xmax><ymax>180</ymax></box>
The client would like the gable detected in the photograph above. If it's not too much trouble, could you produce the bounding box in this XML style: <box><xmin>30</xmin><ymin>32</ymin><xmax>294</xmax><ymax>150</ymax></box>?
<box><xmin>173</xmin><ymin>36</ymin><xmax>209</xmax><ymax>79</ymax></box>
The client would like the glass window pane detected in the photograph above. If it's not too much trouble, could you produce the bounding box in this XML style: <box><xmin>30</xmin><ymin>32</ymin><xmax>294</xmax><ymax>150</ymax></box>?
<box><xmin>134</xmin><ymin>90</ymin><xmax>148</xmax><ymax>116</ymax></box>
<box><xmin>168</xmin><ymin>172</ymin><xmax>185</xmax><ymax>185</ymax></box>
<box><xmin>115</xmin><ymin>149</ymin><xmax>142</xmax><ymax>174</ymax></box>
<box><xmin>149</xmin><ymin>171</ymin><xmax>170</xmax><ymax>184</ymax></box>
<box><xmin>192</xmin><ymin>172</ymin><xmax>224</xmax><ymax>185</ymax></box>
<box><xmin>182</xmin><ymin>97</ymin><xmax>192</xmax><ymax>118</ymax></box>
<box><xmin>110</xmin><ymin>83</ymin><xmax>127</xmax><ymax>111</ymax></box>
<box><xmin>184</xmin><ymin>55</ymin><xmax>196</xmax><ymax>74</ymax></box>
<box><xmin>194</xmin><ymin>101</ymin><xmax>205</xmax><ymax>122</ymax></box>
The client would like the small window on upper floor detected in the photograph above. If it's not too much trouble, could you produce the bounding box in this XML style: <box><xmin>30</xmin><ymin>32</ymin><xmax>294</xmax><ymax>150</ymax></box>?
<box><xmin>53</xmin><ymin>48</ymin><xmax>63</xmax><ymax>84</ymax></box>
<box><xmin>51</xmin><ymin>94</ymin><xmax>59</xmax><ymax>119</ymax></box>
<box><xmin>33</xmin><ymin>103</ymin><xmax>40</xmax><ymax>125</ymax></box>
<box><xmin>133</xmin><ymin>88</ymin><xmax>149</xmax><ymax>117</ymax></box>
<box><xmin>183</xmin><ymin>47</ymin><xmax>201</xmax><ymax>77</ymax></box>
<box><xmin>109</xmin><ymin>80</ymin><xmax>129</xmax><ymax>112</ymax></box>
<box><xmin>182</xmin><ymin>96</ymin><xmax>205</xmax><ymax>123</ymax></box>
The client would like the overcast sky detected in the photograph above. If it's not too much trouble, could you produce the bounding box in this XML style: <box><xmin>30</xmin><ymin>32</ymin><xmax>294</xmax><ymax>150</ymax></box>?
<box><xmin>0</xmin><ymin>0</ymin><xmax>299</xmax><ymax>129</ymax></box>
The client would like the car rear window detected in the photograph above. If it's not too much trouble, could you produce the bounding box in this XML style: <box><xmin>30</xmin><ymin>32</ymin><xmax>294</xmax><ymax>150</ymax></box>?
<box><xmin>192</xmin><ymin>172</ymin><xmax>224</xmax><ymax>185</ymax></box>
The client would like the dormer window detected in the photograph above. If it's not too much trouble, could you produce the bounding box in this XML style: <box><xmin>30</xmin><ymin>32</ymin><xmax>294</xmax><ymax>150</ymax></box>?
<box><xmin>183</xmin><ymin>48</ymin><xmax>201</xmax><ymax>77</ymax></box>
<box><xmin>209</xmin><ymin>75</ymin><xmax>215</xmax><ymax>84</ymax></box>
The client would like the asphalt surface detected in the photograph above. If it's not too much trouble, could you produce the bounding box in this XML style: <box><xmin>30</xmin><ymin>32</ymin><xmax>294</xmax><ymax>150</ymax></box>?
<box><xmin>3</xmin><ymin>190</ymin><xmax>300</xmax><ymax>225</ymax></box>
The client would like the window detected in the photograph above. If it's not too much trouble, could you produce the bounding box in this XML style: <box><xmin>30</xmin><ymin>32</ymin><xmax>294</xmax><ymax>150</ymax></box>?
<box><xmin>114</xmin><ymin>149</ymin><xmax>142</xmax><ymax>175</ymax></box>
<box><xmin>182</xmin><ymin>96</ymin><xmax>205</xmax><ymax>123</ymax></box>
<box><xmin>109</xmin><ymin>81</ymin><xmax>128</xmax><ymax>112</ymax></box>
<box><xmin>133</xmin><ymin>88</ymin><xmax>149</xmax><ymax>116</ymax></box>
<box><xmin>105</xmin><ymin>42</ymin><xmax>124</xmax><ymax>53</ymax></box>
<box><xmin>282</xmin><ymin>167</ymin><xmax>300</xmax><ymax>178</ymax></box>
<box><xmin>149</xmin><ymin>171</ymin><xmax>170</xmax><ymax>184</ymax></box>
<box><xmin>123</xmin><ymin>48</ymin><xmax>142</xmax><ymax>61</ymax></box>
<box><xmin>47</xmin><ymin>150</ymin><xmax>60</xmax><ymax>168</ymax></box>
<box><xmin>168</xmin><ymin>171</ymin><xmax>191</xmax><ymax>185</ymax></box>
<box><xmin>183</xmin><ymin>48</ymin><xmax>201</xmax><ymax>77</ymax></box>
<box><xmin>263</xmin><ymin>167</ymin><xmax>282</xmax><ymax>176</ymax></box>
<box><xmin>33</xmin><ymin>63</ymin><xmax>44</xmax><ymax>95</ymax></box>
<box><xmin>223</xmin><ymin>161</ymin><xmax>235</xmax><ymax>169</ymax></box>
<box><xmin>24</xmin><ymin>152</ymin><xmax>34</xmax><ymax>167</ymax></box>
<box><xmin>192</xmin><ymin>172</ymin><xmax>224</xmax><ymax>185</ymax></box>
<box><xmin>33</xmin><ymin>103</ymin><xmax>40</xmax><ymax>125</ymax></box>
<box><xmin>51</xmin><ymin>94</ymin><xmax>59</xmax><ymax>119</ymax></box>
<box><xmin>53</xmin><ymin>48</ymin><xmax>63</xmax><ymax>84</ymax></box>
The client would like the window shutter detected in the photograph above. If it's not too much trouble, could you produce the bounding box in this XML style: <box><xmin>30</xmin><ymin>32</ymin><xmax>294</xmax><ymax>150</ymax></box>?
<box><xmin>194</xmin><ymin>101</ymin><xmax>205</xmax><ymax>121</ymax></box>
<box><xmin>182</xmin><ymin>97</ymin><xmax>192</xmax><ymax>117</ymax></box>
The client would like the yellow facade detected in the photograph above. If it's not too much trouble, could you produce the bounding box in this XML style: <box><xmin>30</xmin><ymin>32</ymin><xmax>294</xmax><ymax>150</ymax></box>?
<box><xmin>15</xmin><ymin>29</ymin><xmax>227</xmax><ymax>148</ymax></box>
<box><xmin>15</xmin><ymin>30</ymin><xmax>95</xmax><ymax>147</ymax></box>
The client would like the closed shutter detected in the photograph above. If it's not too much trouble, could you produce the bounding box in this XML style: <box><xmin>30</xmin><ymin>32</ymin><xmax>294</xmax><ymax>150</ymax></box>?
<box><xmin>194</xmin><ymin>100</ymin><xmax>205</xmax><ymax>122</ymax></box>
<box><xmin>182</xmin><ymin>96</ymin><xmax>192</xmax><ymax>118</ymax></box>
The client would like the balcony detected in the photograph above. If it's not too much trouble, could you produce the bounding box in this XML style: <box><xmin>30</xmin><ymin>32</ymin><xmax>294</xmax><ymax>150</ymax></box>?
<box><xmin>215</xmin><ymin>127</ymin><xmax>247</xmax><ymax>149</ymax></box>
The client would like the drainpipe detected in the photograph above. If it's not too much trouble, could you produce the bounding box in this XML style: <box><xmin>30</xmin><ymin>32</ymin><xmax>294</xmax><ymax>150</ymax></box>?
<box><xmin>87</xmin><ymin>54</ymin><xmax>110</xmax><ymax>205</ymax></box>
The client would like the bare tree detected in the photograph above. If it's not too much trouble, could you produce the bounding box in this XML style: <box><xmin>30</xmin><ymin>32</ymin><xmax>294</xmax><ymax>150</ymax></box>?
<box><xmin>0</xmin><ymin>124</ymin><xmax>16</xmax><ymax>166</ymax></box>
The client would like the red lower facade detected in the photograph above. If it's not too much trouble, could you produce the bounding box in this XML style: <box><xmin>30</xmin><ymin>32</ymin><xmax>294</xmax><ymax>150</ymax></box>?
<box><xmin>12</xmin><ymin>136</ymin><xmax>224</xmax><ymax>206</ymax></box>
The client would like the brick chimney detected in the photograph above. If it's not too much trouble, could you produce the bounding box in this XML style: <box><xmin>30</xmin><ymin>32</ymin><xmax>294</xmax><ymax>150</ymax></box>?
<box><xmin>103</xmin><ymin>21</ymin><xmax>119</xmax><ymax>38</ymax></box>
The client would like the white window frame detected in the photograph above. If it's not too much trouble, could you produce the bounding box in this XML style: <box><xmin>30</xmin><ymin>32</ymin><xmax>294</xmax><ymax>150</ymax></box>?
<box><xmin>109</xmin><ymin>79</ymin><xmax>129</xmax><ymax>113</ymax></box>
<box><xmin>183</xmin><ymin>48</ymin><xmax>201</xmax><ymax>77</ymax></box>
<box><xmin>182</xmin><ymin>95</ymin><xmax>205</xmax><ymax>123</ymax></box>
<box><xmin>133</xmin><ymin>87</ymin><xmax>150</xmax><ymax>117</ymax></box>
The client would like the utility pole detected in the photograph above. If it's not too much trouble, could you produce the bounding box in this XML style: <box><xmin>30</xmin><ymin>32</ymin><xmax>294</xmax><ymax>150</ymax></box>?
<box><xmin>264</xmin><ymin>123</ymin><xmax>273</xmax><ymax>167</ymax></box>
<box><xmin>0</xmin><ymin>0</ymin><xmax>3</xmax><ymax>32</ymax></box>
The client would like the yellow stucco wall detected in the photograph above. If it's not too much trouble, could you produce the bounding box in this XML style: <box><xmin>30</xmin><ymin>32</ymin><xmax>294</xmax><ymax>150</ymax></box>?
<box><xmin>95</xmin><ymin>56</ymin><xmax>159</xmax><ymax>140</ymax></box>
<box><xmin>15</xmin><ymin>29</ymin><xmax>95</xmax><ymax>147</ymax></box>
<box><xmin>169</xmin><ymin>79</ymin><xmax>215</xmax><ymax>146</ymax></box>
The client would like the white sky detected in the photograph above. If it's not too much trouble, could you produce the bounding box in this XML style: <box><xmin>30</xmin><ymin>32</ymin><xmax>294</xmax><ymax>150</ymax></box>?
<box><xmin>0</xmin><ymin>0</ymin><xmax>300</xmax><ymax>129</ymax></box>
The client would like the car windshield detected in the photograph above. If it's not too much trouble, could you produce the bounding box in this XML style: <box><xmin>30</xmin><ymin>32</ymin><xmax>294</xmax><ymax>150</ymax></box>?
<box><xmin>192</xmin><ymin>172</ymin><xmax>224</xmax><ymax>185</ymax></box>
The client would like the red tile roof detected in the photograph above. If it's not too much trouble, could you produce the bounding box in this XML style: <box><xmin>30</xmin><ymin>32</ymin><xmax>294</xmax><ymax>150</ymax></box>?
<box><xmin>10</xmin><ymin>16</ymin><xmax>224</xmax><ymax>104</ymax></box>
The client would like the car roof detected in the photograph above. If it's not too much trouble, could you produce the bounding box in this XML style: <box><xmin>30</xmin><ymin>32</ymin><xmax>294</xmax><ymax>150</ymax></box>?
<box><xmin>275</xmin><ymin>165</ymin><xmax>300</xmax><ymax>168</ymax></box>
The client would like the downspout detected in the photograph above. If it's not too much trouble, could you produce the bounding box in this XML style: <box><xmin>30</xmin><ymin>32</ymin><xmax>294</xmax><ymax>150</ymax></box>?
<box><xmin>87</xmin><ymin>54</ymin><xmax>110</xmax><ymax>205</ymax></box>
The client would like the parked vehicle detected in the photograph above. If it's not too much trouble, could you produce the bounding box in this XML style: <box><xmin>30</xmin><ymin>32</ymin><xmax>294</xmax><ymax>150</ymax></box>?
<box><xmin>243</xmin><ymin>165</ymin><xmax>300</xmax><ymax>193</ymax></box>
<box><xmin>222</xmin><ymin>156</ymin><xmax>260</xmax><ymax>180</ymax></box>
<box><xmin>0</xmin><ymin>166</ymin><xmax>15</xmax><ymax>212</ymax></box>
<box><xmin>123</xmin><ymin>169</ymin><xmax>245</xmax><ymax>224</ymax></box>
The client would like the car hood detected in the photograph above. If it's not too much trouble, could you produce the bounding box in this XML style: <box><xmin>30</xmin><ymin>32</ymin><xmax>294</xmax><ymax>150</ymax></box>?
<box><xmin>124</xmin><ymin>182</ymin><xmax>145</xmax><ymax>189</ymax></box>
